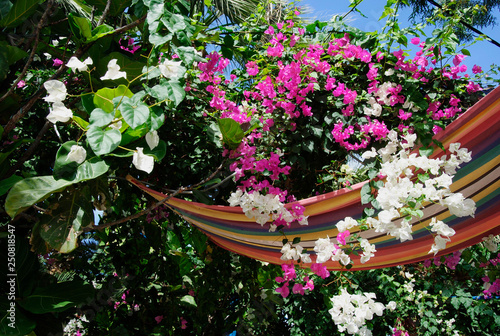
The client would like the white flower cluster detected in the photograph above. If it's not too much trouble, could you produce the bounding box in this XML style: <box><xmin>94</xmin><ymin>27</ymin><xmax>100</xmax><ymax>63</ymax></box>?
<box><xmin>482</xmin><ymin>234</ymin><xmax>499</xmax><ymax>252</ymax></box>
<box><xmin>362</xmin><ymin>132</ymin><xmax>475</xmax><ymax>255</ymax></box>
<box><xmin>329</xmin><ymin>289</ymin><xmax>389</xmax><ymax>335</ymax></box>
<box><xmin>63</xmin><ymin>314</ymin><xmax>88</xmax><ymax>336</ymax></box>
<box><xmin>314</xmin><ymin>237</ymin><xmax>351</xmax><ymax>265</ymax></box>
<box><xmin>228</xmin><ymin>190</ymin><xmax>308</xmax><ymax>230</ymax></box>
<box><xmin>44</xmin><ymin>80</ymin><xmax>72</xmax><ymax>123</ymax></box>
<box><xmin>280</xmin><ymin>242</ymin><xmax>311</xmax><ymax>262</ymax></box>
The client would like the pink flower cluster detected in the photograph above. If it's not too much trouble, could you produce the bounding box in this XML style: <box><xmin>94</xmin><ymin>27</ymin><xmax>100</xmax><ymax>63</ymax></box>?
<box><xmin>275</xmin><ymin>263</ymin><xmax>314</xmax><ymax>298</ymax></box>
<box><xmin>423</xmin><ymin>251</ymin><xmax>462</xmax><ymax>270</ymax></box>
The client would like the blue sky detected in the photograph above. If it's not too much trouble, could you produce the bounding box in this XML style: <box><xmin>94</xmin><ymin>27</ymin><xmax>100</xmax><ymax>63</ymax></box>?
<box><xmin>299</xmin><ymin>0</ymin><xmax>500</xmax><ymax>79</ymax></box>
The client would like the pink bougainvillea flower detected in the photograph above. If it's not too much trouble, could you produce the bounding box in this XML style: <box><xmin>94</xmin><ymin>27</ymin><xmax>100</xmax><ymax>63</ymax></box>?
<box><xmin>336</xmin><ymin>230</ymin><xmax>350</xmax><ymax>245</ymax></box>
<box><xmin>53</xmin><ymin>58</ymin><xmax>63</xmax><ymax>67</ymax></box>
<box><xmin>276</xmin><ymin>281</ymin><xmax>290</xmax><ymax>298</ymax></box>
<box><xmin>17</xmin><ymin>80</ymin><xmax>26</xmax><ymax>88</ymax></box>
<box><xmin>155</xmin><ymin>315</ymin><xmax>164</xmax><ymax>324</ymax></box>
<box><xmin>410</xmin><ymin>37</ymin><xmax>420</xmax><ymax>45</ymax></box>
<box><xmin>472</xmin><ymin>64</ymin><xmax>482</xmax><ymax>74</ymax></box>
<box><xmin>453</xmin><ymin>54</ymin><xmax>466</xmax><ymax>66</ymax></box>
<box><xmin>181</xmin><ymin>317</ymin><xmax>187</xmax><ymax>329</ymax></box>
<box><xmin>264</xmin><ymin>26</ymin><xmax>275</xmax><ymax>35</ymax></box>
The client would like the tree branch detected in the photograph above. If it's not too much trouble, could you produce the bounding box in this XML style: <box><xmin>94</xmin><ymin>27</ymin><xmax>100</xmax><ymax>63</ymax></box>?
<box><xmin>0</xmin><ymin>0</ymin><xmax>55</xmax><ymax>104</ymax></box>
<box><xmin>97</xmin><ymin>0</ymin><xmax>112</xmax><ymax>26</ymax></box>
<box><xmin>426</xmin><ymin>0</ymin><xmax>500</xmax><ymax>49</ymax></box>
<box><xmin>83</xmin><ymin>186</ymin><xmax>186</xmax><ymax>232</ymax></box>
<box><xmin>6</xmin><ymin>121</ymin><xmax>51</xmax><ymax>177</ymax></box>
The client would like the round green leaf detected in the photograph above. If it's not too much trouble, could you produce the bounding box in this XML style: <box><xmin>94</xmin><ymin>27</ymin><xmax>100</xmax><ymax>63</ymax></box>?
<box><xmin>89</xmin><ymin>108</ymin><xmax>114</xmax><ymax>127</ymax></box>
<box><xmin>94</xmin><ymin>85</ymin><xmax>133</xmax><ymax>113</ymax></box>
<box><xmin>87</xmin><ymin>126</ymin><xmax>121</xmax><ymax>156</ymax></box>
<box><xmin>121</xmin><ymin>102</ymin><xmax>150</xmax><ymax>129</ymax></box>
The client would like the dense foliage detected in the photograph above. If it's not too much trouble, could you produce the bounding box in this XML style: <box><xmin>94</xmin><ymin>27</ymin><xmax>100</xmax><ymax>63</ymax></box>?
<box><xmin>1</xmin><ymin>0</ymin><xmax>499</xmax><ymax>335</ymax></box>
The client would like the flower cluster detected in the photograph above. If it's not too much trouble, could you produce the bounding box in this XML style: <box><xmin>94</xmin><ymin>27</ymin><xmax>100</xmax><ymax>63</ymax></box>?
<box><xmin>227</xmin><ymin>189</ymin><xmax>307</xmax><ymax>230</ymax></box>
<box><xmin>328</xmin><ymin>289</ymin><xmax>393</xmax><ymax>335</ymax></box>
<box><xmin>275</xmin><ymin>262</ymin><xmax>314</xmax><ymax>298</ymax></box>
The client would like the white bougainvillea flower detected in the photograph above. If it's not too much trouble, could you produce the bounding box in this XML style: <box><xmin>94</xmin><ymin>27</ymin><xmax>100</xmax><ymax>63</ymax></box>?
<box><xmin>146</xmin><ymin>130</ymin><xmax>159</xmax><ymax>150</ymax></box>
<box><xmin>67</xmin><ymin>56</ymin><xmax>93</xmax><ymax>73</ymax></box>
<box><xmin>159</xmin><ymin>59</ymin><xmax>183</xmax><ymax>79</ymax></box>
<box><xmin>132</xmin><ymin>147</ymin><xmax>154</xmax><ymax>173</ymax></box>
<box><xmin>43</xmin><ymin>80</ymin><xmax>67</xmax><ymax>103</ymax></box>
<box><xmin>101</xmin><ymin>59</ymin><xmax>127</xmax><ymax>80</ymax></box>
<box><xmin>47</xmin><ymin>102</ymin><xmax>73</xmax><ymax>123</ymax></box>
<box><xmin>66</xmin><ymin>145</ymin><xmax>87</xmax><ymax>164</ymax></box>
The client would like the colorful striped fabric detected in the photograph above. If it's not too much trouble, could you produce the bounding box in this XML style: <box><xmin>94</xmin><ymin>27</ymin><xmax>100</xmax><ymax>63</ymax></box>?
<box><xmin>129</xmin><ymin>86</ymin><xmax>500</xmax><ymax>271</ymax></box>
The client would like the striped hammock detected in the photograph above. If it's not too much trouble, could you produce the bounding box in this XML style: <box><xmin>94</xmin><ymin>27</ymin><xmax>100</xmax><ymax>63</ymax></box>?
<box><xmin>129</xmin><ymin>86</ymin><xmax>500</xmax><ymax>271</ymax></box>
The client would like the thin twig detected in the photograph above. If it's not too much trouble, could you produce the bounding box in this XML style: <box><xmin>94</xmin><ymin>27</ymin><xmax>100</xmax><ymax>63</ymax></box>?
<box><xmin>83</xmin><ymin>186</ymin><xmax>186</xmax><ymax>232</ymax></box>
<box><xmin>426</xmin><ymin>0</ymin><xmax>500</xmax><ymax>49</ymax></box>
<box><xmin>97</xmin><ymin>0</ymin><xmax>112</xmax><ymax>26</ymax></box>
<box><xmin>0</xmin><ymin>0</ymin><xmax>55</xmax><ymax>104</ymax></box>
<box><xmin>6</xmin><ymin>121</ymin><xmax>51</xmax><ymax>177</ymax></box>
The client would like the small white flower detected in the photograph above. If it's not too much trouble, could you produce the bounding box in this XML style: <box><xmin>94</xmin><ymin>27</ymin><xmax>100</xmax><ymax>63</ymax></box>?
<box><xmin>159</xmin><ymin>59</ymin><xmax>183</xmax><ymax>79</ymax></box>
<box><xmin>47</xmin><ymin>102</ymin><xmax>73</xmax><ymax>123</ymax></box>
<box><xmin>67</xmin><ymin>56</ymin><xmax>93</xmax><ymax>72</ymax></box>
<box><xmin>66</xmin><ymin>145</ymin><xmax>86</xmax><ymax>164</ymax></box>
<box><xmin>386</xmin><ymin>301</ymin><xmax>397</xmax><ymax>311</ymax></box>
<box><xmin>43</xmin><ymin>80</ymin><xmax>67</xmax><ymax>103</ymax></box>
<box><xmin>132</xmin><ymin>147</ymin><xmax>154</xmax><ymax>173</ymax></box>
<box><xmin>145</xmin><ymin>130</ymin><xmax>160</xmax><ymax>150</ymax></box>
<box><xmin>361</xmin><ymin>147</ymin><xmax>377</xmax><ymax>160</ymax></box>
<box><xmin>384</xmin><ymin>68</ymin><xmax>394</xmax><ymax>76</ymax></box>
<box><xmin>101</xmin><ymin>59</ymin><xmax>127</xmax><ymax>80</ymax></box>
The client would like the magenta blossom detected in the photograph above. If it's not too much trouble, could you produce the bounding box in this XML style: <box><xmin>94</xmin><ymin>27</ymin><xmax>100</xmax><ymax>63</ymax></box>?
<box><xmin>17</xmin><ymin>80</ymin><xmax>26</xmax><ymax>88</ymax></box>
<box><xmin>53</xmin><ymin>58</ymin><xmax>63</xmax><ymax>67</ymax></box>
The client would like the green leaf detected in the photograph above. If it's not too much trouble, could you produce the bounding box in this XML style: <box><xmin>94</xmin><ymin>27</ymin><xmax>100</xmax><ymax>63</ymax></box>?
<box><xmin>94</xmin><ymin>85</ymin><xmax>133</xmax><ymax>113</ymax></box>
<box><xmin>120</xmin><ymin>100</ymin><xmax>150</xmax><ymax>129</ymax></box>
<box><xmin>120</xmin><ymin>124</ymin><xmax>149</xmax><ymax>146</ymax></box>
<box><xmin>148</xmin><ymin>106</ymin><xmax>165</xmax><ymax>131</ymax></box>
<box><xmin>72</xmin><ymin>116</ymin><xmax>89</xmax><ymax>130</ymax></box>
<box><xmin>0</xmin><ymin>301</ymin><xmax>36</xmax><ymax>336</ymax></box>
<box><xmin>19</xmin><ymin>281</ymin><xmax>94</xmax><ymax>314</ymax></box>
<box><xmin>419</xmin><ymin>146</ymin><xmax>434</xmax><ymax>157</ymax></box>
<box><xmin>89</xmin><ymin>108</ymin><xmax>114</xmax><ymax>127</ymax></box>
<box><xmin>68</xmin><ymin>14</ymin><xmax>92</xmax><ymax>42</ymax></box>
<box><xmin>161</xmin><ymin>12</ymin><xmax>186</xmax><ymax>33</ymax></box>
<box><xmin>0</xmin><ymin>0</ymin><xmax>40</xmax><ymax>28</ymax></box>
<box><xmin>360</xmin><ymin>182</ymin><xmax>372</xmax><ymax>205</ymax></box>
<box><xmin>180</xmin><ymin>295</ymin><xmax>197</xmax><ymax>307</ymax></box>
<box><xmin>81</xmin><ymin>94</ymin><xmax>95</xmax><ymax>114</ymax></box>
<box><xmin>38</xmin><ymin>188</ymin><xmax>92</xmax><ymax>253</ymax></box>
<box><xmin>218</xmin><ymin>118</ymin><xmax>244</xmax><ymax>149</ymax></box>
<box><xmin>150</xmin><ymin>80</ymin><xmax>185</xmax><ymax>107</ymax></box>
<box><xmin>5</xmin><ymin>177</ymin><xmax>71</xmax><ymax>218</ymax></box>
<box><xmin>0</xmin><ymin>41</ymin><xmax>28</xmax><ymax>65</ymax></box>
<box><xmin>0</xmin><ymin>1</ymin><xmax>13</xmax><ymax>20</ymax></box>
<box><xmin>87</xmin><ymin>24</ymin><xmax>114</xmax><ymax>42</ymax></box>
<box><xmin>0</xmin><ymin>175</ymin><xmax>23</xmax><ymax>196</ymax></box>
<box><xmin>87</xmin><ymin>127</ymin><xmax>121</xmax><ymax>156</ymax></box>
<box><xmin>143</xmin><ymin>140</ymin><xmax>167</xmax><ymax>161</ymax></box>
<box><xmin>53</xmin><ymin>141</ymin><xmax>80</xmax><ymax>180</ymax></box>
<box><xmin>4</xmin><ymin>158</ymin><xmax>109</xmax><ymax>218</ymax></box>
<box><xmin>174</xmin><ymin>46</ymin><xmax>197</xmax><ymax>66</ymax></box>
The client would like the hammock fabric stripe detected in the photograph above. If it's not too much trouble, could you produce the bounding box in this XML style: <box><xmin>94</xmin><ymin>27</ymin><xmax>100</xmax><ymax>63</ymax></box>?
<box><xmin>129</xmin><ymin>86</ymin><xmax>500</xmax><ymax>271</ymax></box>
